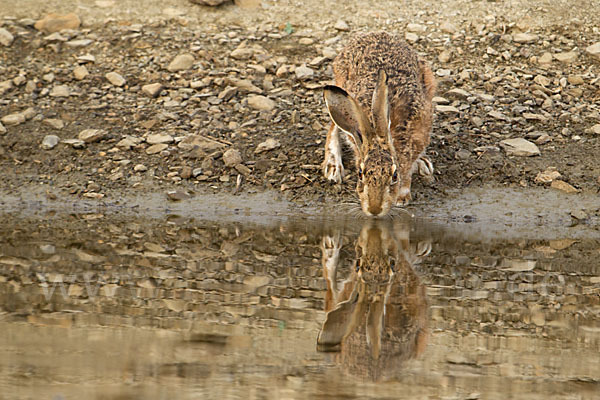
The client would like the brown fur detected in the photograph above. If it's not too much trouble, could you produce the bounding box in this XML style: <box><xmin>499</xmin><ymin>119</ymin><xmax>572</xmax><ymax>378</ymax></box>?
<box><xmin>324</xmin><ymin>32</ymin><xmax>436</xmax><ymax>213</ymax></box>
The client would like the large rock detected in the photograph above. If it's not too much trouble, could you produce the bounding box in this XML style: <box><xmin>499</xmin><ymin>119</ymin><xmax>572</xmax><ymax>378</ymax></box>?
<box><xmin>585</xmin><ymin>42</ymin><xmax>600</xmax><ymax>60</ymax></box>
<box><xmin>34</xmin><ymin>13</ymin><xmax>81</xmax><ymax>33</ymax></box>
<box><xmin>0</xmin><ymin>28</ymin><xmax>14</xmax><ymax>46</ymax></box>
<box><xmin>500</xmin><ymin>138</ymin><xmax>540</xmax><ymax>157</ymax></box>
<box><xmin>167</xmin><ymin>54</ymin><xmax>195</xmax><ymax>72</ymax></box>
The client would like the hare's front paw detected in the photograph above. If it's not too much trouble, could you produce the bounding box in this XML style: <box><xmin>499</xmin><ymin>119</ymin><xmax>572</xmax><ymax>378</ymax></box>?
<box><xmin>323</xmin><ymin>151</ymin><xmax>344</xmax><ymax>183</ymax></box>
<box><xmin>416</xmin><ymin>156</ymin><xmax>434</xmax><ymax>177</ymax></box>
<box><xmin>321</xmin><ymin>233</ymin><xmax>342</xmax><ymax>258</ymax></box>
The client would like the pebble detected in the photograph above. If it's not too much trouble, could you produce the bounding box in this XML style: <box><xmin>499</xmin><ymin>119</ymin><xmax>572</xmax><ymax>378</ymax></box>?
<box><xmin>590</xmin><ymin>124</ymin><xmax>600</xmax><ymax>135</ymax></box>
<box><xmin>230</xmin><ymin>47</ymin><xmax>254</xmax><ymax>60</ymax></box>
<box><xmin>534</xmin><ymin>167</ymin><xmax>561</xmax><ymax>184</ymax></box>
<box><xmin>571</xmin><ymin>209</ymin><xmax>588</xmax><ymax>220</ymax></box>
<box><xmin>180</xmin><ymin>166</ymin><xmax>193</xmax><ymax>179</ymax></box>
<box><xmin>79</xmin><ymin>129</ymin><xmax>107</xmax><ymax>143</ymax></box>
<box><xmin>537</xmin><ymin>52</ymin><xmax>553</xmax><ymax>65</ymax></box>
<box><xmin>499</xmin><ymin>138</ymin><xmax>540</xmax><ymax>157</ymax></box>
<box><xmin>50</xmin><ymin>85</ymin><xmax>70</xmax><ymax>97</ymax></box>
<box><xmin>334</xmin><ymin>20</ymin><xmax>350</xmax><ymax>31</ymax></box>
<box><xmin>1</xmin><ymin>112</ymin><xmax>26</xmax><ymax>126</ymax></box>
<box><xmin>41</xmin><ymin>135</ymin><xmax>60</xmax><ymax>150</ymax></box>
<box><xmin>435</xmin><ymin>105</ymin><xmax>459</xmax><ymax>114</ymax></box>
<box><xmin>255</xmin><ymin>138</ymin><xmax>281</xmax><ymax>153</ymax></box>
<box><xmin>438</xmin><ymin>49</ymin><xmax>452</xmax><ymax>63</ymax></box>
<box><xmin>192</xmin><ymin>167</ymin><xmax>203</xmax><ymax>177</ymax></box>
<box><xmin>567</xmin><ymin>75</ymin><xmax>584</xmax><ymax>85</ymax></box>
<box><xmin>295</xmin><ymin>64</ymin><xmax>314</xmax><ymax>80</ymax></box>
<box><xmin>440</xmin><ymin>21</ymin><xmax>458</xmax><ymax>34</ymax></box>
<box><xmin>43</xmin><ymin>118</ymin><xmax>64</xmax><ymax>129</ymax></box>
<box><xmin>405</xmin><ymin>32</ymin><xmax>419</xmax><ymax>43</ymax></box>
<box><xmin>513</xmin><ymin>33</ymin><xmax>538</xmax><ymax>43</ymax></box>
<box><xmin>553</xmin><ymin>51</ymin><xmax>578</xmax><ymax>63</ymax></box>
<box><xmin>488</xmin><ymin>110</ymin><xmax>509</xmax><ymax>121</ymax></box>
<box><xmin>43</xmin><ymin>73</ymin><xmax>55</xmax><ymax>83</ymax></box>
<box><xmin>62</xmin><ymin>138</ymin><xmax>85</xmax><ymax>148</ymax></box>
<box><xmin>445</xmin><ymin>88</ymin><xmax>470</xmax><ymax>100</ymax></box>
<box><xmin>65</xmin><ymin>39</ymin><xmax>92</xmax><ymax>47</ymax></box>
<box><xmin>142</xmin><ymin>83</ymin><xmax>163</xmax><ymax>97</ymax></box>
<box><xmin>134</xmin><ymin>164</ymin><xmax>147</xmax><ymax>172</ymax></box>
<box><xmin>146</xmin><ymin>134</ymin><xmax>173</xmax><ymax>144</ymax></box>
<box><xmin>550</xmin><ymin>180</ymin><xmax>578</xmax><ymax>194</ymax></box>
<box><xmin>167</xmin><ymin>53</ymin><xmax>195</xmax><ymax>72</ymax></box>
<box><xmin>0</xmin><ymin>122</ymin><xmax>5</xmax><ymax>135</ymax></box>
<box><xmin>146</xmin><ymin>143</ymin><xmax>168</xmax><ymax>154</ymax></box>
<box><xmin>166</xmin><ymin>190</ymin><xmax>191</xmax><ymax>201</ymax></box>
<box><xmin>223</xmin><ymin>148</ymin><xmax>243</xmax><ymax>167</ymax></box>
<box><xmin>406</xmin><ymin>23</ymin><xmax>426</xmax><ymax>33</ymax></box>
<box><xmin>227</xmin><ymin>77</ymin><xmax>261</xmax><ymax>93</ymax></box>
<box><xmin>34</xmin><ymin>13</ymin><xmax>81</xmax><ymax>33</ymax></box>
<box><xmin>585</xmin><ymin>42</ymin><xmax>600</xmax><ymax>60</ymax></box>
<box><xmin>247</xmin><ymin>95</ymin><xmax>275</xmax><ymax>111</ymax></box>
<box><xmin>105</xmin><ymin>72</ymin><xmax>126</xmax><ymax>87</ymax></box>
<box><xmin>0</xmin><ymin>28</ymin><xmax>14</xmax><ymax>46</ymax></box>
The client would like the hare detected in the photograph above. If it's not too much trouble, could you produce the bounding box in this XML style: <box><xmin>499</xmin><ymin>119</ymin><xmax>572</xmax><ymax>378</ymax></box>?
<box><xmin>323</xmin><ymin>32</ymin><xmax>436</xmax><ymax>216</ymax></box>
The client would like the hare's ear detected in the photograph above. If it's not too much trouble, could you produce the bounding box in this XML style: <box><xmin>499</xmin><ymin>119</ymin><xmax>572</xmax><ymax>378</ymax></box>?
<box><xmin>317</xmin><ymin>287</ymin><xmax>364</xmax><ymax>347</ymax></box>
<box><xmin>366</xmin><ymin>297</ymin><xmax>385</xmax><ymax>360</ymax></box>
<box><xmin>324</xmin><ymin>86</ymin><xmax>365</xmax><ymax>152</ymax></box>
<box><xmin>419</xmin><ymin>61</ymin><xmax>436</xmax><ymax>101</ymax></box>
<box><xmin>372</xmin><ymin>70</ymin><xmax>390</xmax><ymax>138</ymax></box>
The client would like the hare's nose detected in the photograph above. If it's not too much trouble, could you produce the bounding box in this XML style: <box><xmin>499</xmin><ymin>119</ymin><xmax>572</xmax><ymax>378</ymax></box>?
<box><xmin>368</xmin><ymin>202</ymin><xmax>382</xmax><ymax>216</ymax></box>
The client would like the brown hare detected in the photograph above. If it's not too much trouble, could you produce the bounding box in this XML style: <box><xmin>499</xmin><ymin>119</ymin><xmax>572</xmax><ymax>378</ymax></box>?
<box><xmin>323</xmin><ymin>32</ymin><xmax>436</xmax><ymax>216</ymax></box>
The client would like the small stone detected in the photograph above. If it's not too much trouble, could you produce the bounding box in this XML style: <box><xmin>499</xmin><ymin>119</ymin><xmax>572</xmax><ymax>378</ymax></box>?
<box><xmin>34</xmin><ymin>13</ymin><xmax>81</xmax><ymax>33</ymax></box>
<box><xmin>0</xmin><ymin>28</ymin><xmax>14</xmax><ymax>46</ymax></box>
<box><xmin>43</xmin><ymin>118</ymin><xmax>64</xmax><ymax>129</ymax></box>
<box><xmin>440</xmin><ymin>21</ymin><xmax>458</xmax><ymax>34</ymax></box>
<box><xmin>65</xmin><ymin>39</ymin><xmax>92</xmax><ymax>47</ymax></box>
<box><xmin>455</xmin><ymin>149</ymin><xmax>471</xmax><ymax>160</ymax></box>
<box><xmin>180</xmin><ymin>166</ymin><xmax>193</xmax><ymax>179</ymax></box>
<box><xmin>585</xmin><ymin>42</ymin><xmax>600</xmax><ymax>60</ymax></box>
<box><xmin>146</xmin><ymin>143</ymin><xmax>168</xmax><ymax>154</ymax></box>
<box><xmin>550</xmin><ymin>180</ymin><xmax>579</xmax><ymax>194</ymax></box>
<box><xmin>500</xmin><ymin>138</ymin><xmax>540</xmax><ymax>157</ymax></box>
<box><xmin>167</xmin><ymin>53</ymin><xmax>195</xmax><ymax>72</ymax></box>
<box><xmin>571</xmin><ymin>209</ymin><xmax>588</xmax><ymax>220</ymax></box>
<box><xmin>567</xmin><ymin>75</ymin><xmax>584</xmax><ymax>85</ymax></box>
<box><xmin>50</xmin><ymin>85</ymin><xmax>70</xmax><ymax>97</ymax></box>
<box><xmin>247</xmin><ymin>95</ymin><xmax>275</xmax><ymax>111</ymax></box>
<box><xmin>1</xmin><ymin>112</ymin><xmax>26</xmax><ymax>126</ymax></box>
<box><xmin>299</xmin><ymin>38</ymin><xmax>314</xmax><ymax>45</ymax></box>
<box><xmin>255</xmin><ymin>138</ymin><xmax>281</xmax><ymax>153</ymax></box>
<box><xmin>513</xmin><ymin>32</ymin><xmax>538</xmax><ymax>43</ymax></box>
<box><xmin>230</xmin><ymin>47</ymin><xmax>255</xmax><ymax>60</ymax></box>
<box><xmin>533</xmin><ymin>75</ymin><xmax>551</xmax><ymax>86</ymax></box>
<box><xmin>218</xmin><ymin>86</ymin><xmax>238</xmax><ymax>101</ymax></box>
<box><xmin>189</xmin><ymin>0</ymin><xmax>229</xmax><ymax>5</ymax></box>
<box><xmin>0</xmin><ymin>122</ymin><xmax>6</xmax><ymax>135</ymax></box>
<box><xmin>192</xmin><ymin>167</ymin><xmax>203</xmax><ymax>177</ymax></box>
<box><xmin>405</xmin><ymin>32</ymin><xmax>419</xmax><ymax>43</ymax></box>
<box><xmin>226</xmin><ymin>77</ymin><xmax>261</xmax><ymax>93</ymax></box>
<box><xmin>435</xmin><ymin>105</ymin><xmax>459</xmax><ymax>114</ymax></box>
<box><xmin>105</xmin><ymin>72</ymin><xmax>126</xmax><ymax>87</ymax></box>
<box><xmin>43</xmin><ymin>73</ymin><xmax>55</xmax><ymax>83</ymax></box>
<box><xmin>73</xmin><ymin>65</ymin><xmax>89</xmax><ymax>80</ymax></box>
<box><xmin>334</xmin><ymin>20</ymin><xmax>350</xmax><ymax>31</ymax></box>
<box><xmin>41</xmin><ymin>135</ymin><xmax>60</xmax><ymax>150</ymax></box>
<box><xmin>438</xmin><ymin>49</ymin><xmax>452</xmax><ymax>63</ymax></box>
<box><xmin>590</xmin><ymin>124</ymin><xmax>600</xmax><ymax>135</ymax></box>
<box><xmin>488</xmin><ymin>110</ymin><xmax>509</xmax><ymax>121</ymax></box>
<box><xmin>134</xmin><ymin>164</ymin><xmax>147</xmax><ymax>172</ymax></box>
<box><xmin>295</xmin><ymin>64</ymin><xmax>314</xmax><ymax>80</ymax></box>
<box><xmin>146</xmin><ymin>134</ymin><xmax>173</xmax><ymax>144</ymax></box>
<box><xmin>553</xmin><ymin>51</ymin><xmax>578</xmax><ymax>63</ymax></box>
<box><xmin>538</xmin><ymin>52</ymin><xmax>553</xmax><ymax>65</ymax></box>
<box><xmin>445</xmin><ymin>88</ymin><xmax>470</xmax><ymax>100</ymax></box>
<box><xmin>79</xmin><ymin>129</ymin><xmax>107</xmax><ymax>143</ymax></box>
<box><xmin>0</xmin><ymin>80</ymin><xmax>13</xmax><ymax>94</ymax></box>
<box><xmin>223</xmin><ymin>148</ymin><xmax>243</xmax><ymax>167</ymax></box>
<box><xmin>407</xmin><ymin>23</ymin><xmax>426</xmax><ymax>33</ymax></box>
<box><xmin>535</xmin><ymin>167</ymin><xmax>561</xmax><ymax>184</ymax></box>
<box><xmin>142</xmin><ymin>83</ymin><xmax>163</xmax><ymax>98</ymax></box>
<box><xmin>22</xmin><ymin>108</ymin><xmax>36</xmax><ymax>120</ymax></box>
<box><xmin>62</xmin><ymin>138</ymin><xmax>86</xmax><ymax>148</ymax></box>
<box><xmin>167</xmin><ymin>190</ymin><xmax>191</xmax><ymax>201</ymax></box>
<box><xmin>234</xmin><ymin>0</ymin><xmax>261</xmax><ymax>7</ymax></box>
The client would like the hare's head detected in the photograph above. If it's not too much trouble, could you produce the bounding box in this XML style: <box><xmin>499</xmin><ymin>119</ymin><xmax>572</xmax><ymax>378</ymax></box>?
<box><xmin>324</xmin><ymin>71</ymin><xmax>400</xmax><ymax>217</ymax></box>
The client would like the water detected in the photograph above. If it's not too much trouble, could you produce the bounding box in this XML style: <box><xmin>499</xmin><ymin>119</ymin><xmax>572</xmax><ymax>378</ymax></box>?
<box><xmin>0</xmin><ymin>202</ymin><xmax>599</xmax><ymax>399</ymax></box>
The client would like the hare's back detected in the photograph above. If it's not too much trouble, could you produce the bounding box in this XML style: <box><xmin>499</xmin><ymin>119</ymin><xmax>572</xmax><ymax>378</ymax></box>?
<box><xmin>332</xmin><ymin>32</ymin><xmax>422</xmax><ymax>110</ymax></box>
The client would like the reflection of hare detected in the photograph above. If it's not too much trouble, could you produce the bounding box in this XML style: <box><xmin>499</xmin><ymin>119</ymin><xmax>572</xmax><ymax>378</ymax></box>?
<box><xmin>318</xmin><ymin>219</ymin><xmax>430</xmax><ymax>381</ymax></box>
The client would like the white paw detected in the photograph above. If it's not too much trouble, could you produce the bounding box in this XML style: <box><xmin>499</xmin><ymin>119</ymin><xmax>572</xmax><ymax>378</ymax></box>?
<box><xmin>323</xmin><ymin>152</ymin><xmax>344</xmax><ymax>183</ymax></box>
<box><xmin>416</xmin><ymin>156</ymin><xmax>434</xmax><ymax>177</ymax></box>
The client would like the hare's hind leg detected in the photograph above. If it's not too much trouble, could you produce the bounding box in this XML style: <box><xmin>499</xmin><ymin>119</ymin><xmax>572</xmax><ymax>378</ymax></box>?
<box><xmin>322</xmin><ymin>123</ymin><xmax>344</xmax><ymax>183</ymax></box>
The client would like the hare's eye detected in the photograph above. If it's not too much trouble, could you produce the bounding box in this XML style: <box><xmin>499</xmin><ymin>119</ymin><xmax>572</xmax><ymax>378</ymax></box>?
<box><xmin>391</xmin><ymin>170</ymin><xmax>398</xmax><ymax>184</ymax></box>
<box><xmin>358</xmin><ymin>167</ymin><xmax>363</xmax><ymax>179</ymax></box>
<box><xmin>389</xmin><ymin>258</ymin><xmax>396</xmax><ymax>272</ymax></box>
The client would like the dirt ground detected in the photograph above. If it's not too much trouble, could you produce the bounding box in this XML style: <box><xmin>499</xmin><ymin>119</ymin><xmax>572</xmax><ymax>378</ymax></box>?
<box><xmin>1</xmin><ymin>0</ymin><xmax>599</xmax><ymax>218</ymax></box>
